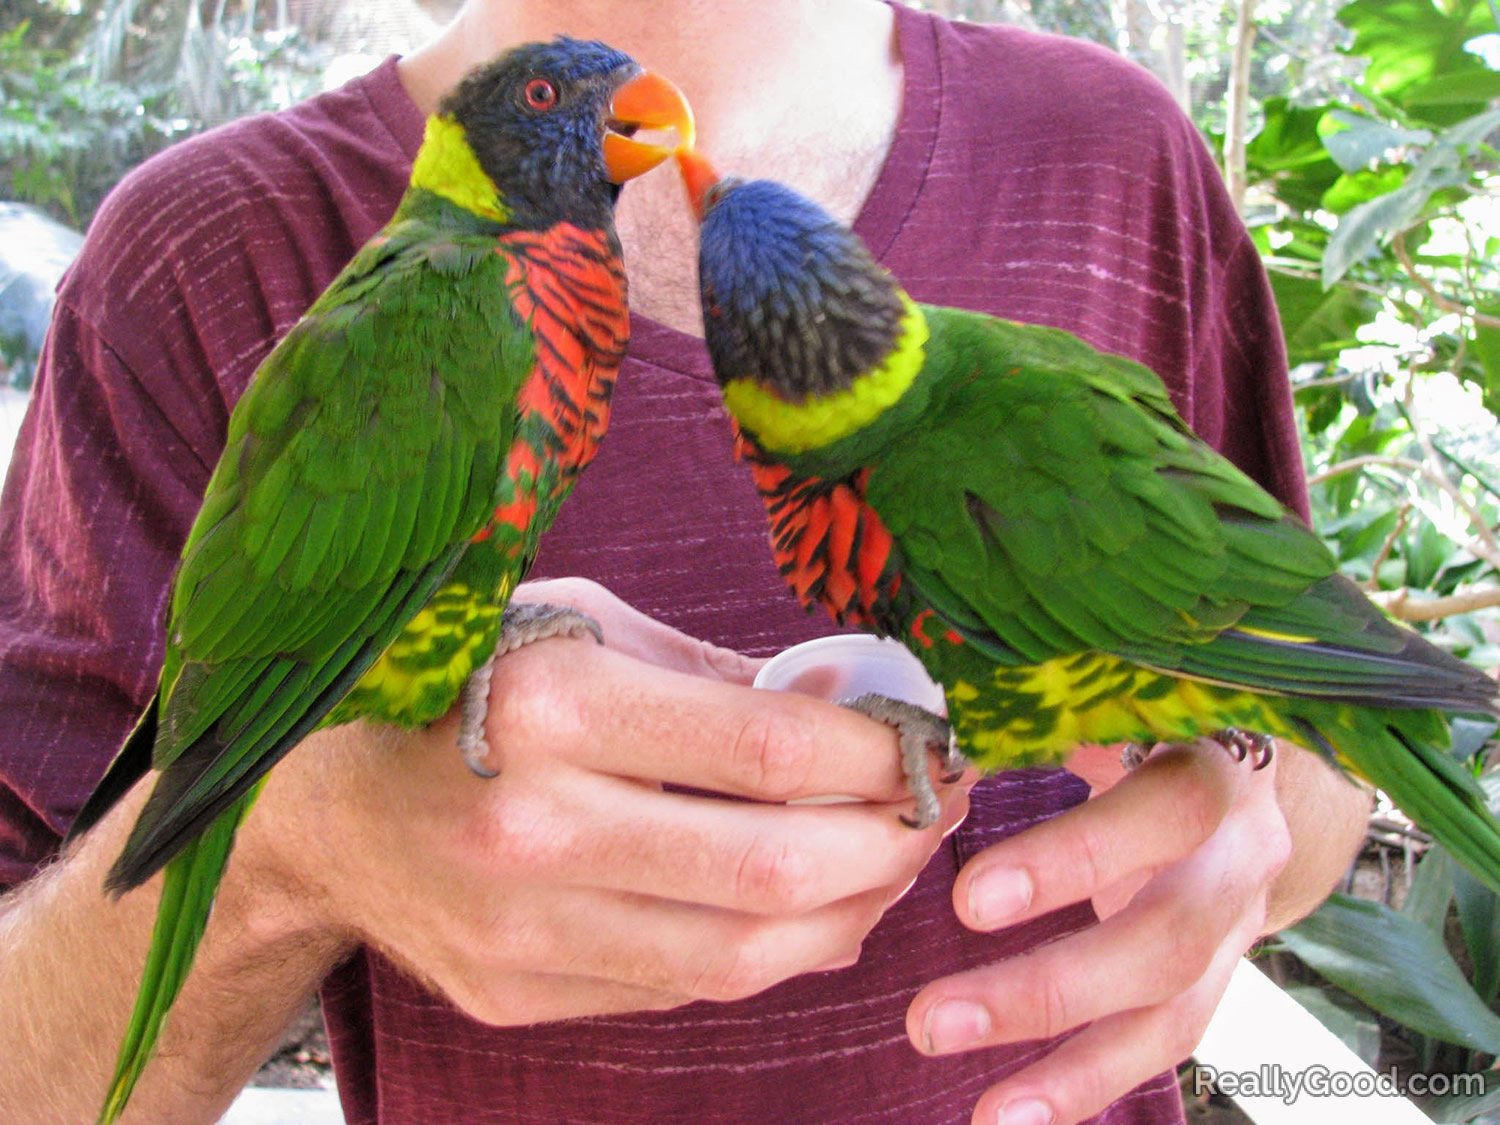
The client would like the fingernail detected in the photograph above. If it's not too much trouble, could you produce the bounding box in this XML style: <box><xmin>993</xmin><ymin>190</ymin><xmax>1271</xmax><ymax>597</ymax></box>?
<box><xmin>997</xmin><ymin>1097</ymin><xmax>1054</xmax><ymax>1125</ymax></box>
<box><xmin>968</xmin><ymin>867</ymin><xmax>1033</xmax><ymax>928</ymax></box>
<box><xmin>923</xmin><ymin>999</ymin><xmax>991</xmax><ymax>1053</ymax></box>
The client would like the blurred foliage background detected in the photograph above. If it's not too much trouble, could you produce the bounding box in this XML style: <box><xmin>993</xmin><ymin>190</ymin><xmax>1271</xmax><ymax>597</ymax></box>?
<box><xmin>2</xmin><ymin>0</ymin><xmax>1499</xmax><ymax>1116</ymax></box>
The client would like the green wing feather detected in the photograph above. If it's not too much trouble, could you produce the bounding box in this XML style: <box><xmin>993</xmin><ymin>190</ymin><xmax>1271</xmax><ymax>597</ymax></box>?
<box><xmin>109</xmin><ymin>215</ymin><xmax>525</xmax><ymax>890</ymax></box>
<box><xmin>868</xmin><ymin>309</ymin><xmax>1332</xmax><ymax>666</ymax></box>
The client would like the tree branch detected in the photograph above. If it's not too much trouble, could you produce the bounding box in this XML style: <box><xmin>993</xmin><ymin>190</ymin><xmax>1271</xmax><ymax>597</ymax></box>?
<box><xmin>1369</xmin><ymin>583</ymin><xmax>1500</xmax><ymax>623</ymax></box>
<box><xmin>1222</xmin><ymin>0</ymin><xmax>1257</xmax><ymax>212</ymax></box>
<box><xmin>1392</xmin><ymin>229</ymin><xmax>1500</xmax><ymax>330</ymax></box>
<box><xmin>1308</xmin><ymin>453</ymin><xmax>1500</xmax><ymax>568</ymax></box>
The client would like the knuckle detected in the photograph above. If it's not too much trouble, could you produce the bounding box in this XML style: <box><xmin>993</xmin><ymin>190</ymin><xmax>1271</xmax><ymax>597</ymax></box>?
<box><xmin>1169</xmin><ymin>776</ymin><xmax>1222</xmax><ymax>844</ymax></box>
<box><xmin>1259</xmin><ymin>813</ymin><xmax>1293</xmax><ymax>877</ymax></box>
<box><xmin>488</xmin><ymin>647</ymin><xmax>586</xmax><ymax>748</ymax></box>
<box><xmin>731</xmin><ymin>834</ymin><xmax>819</xmax><ymax>913</ymax></box>
<box><xmin>727</xmin><ymin>711</ymin><xmax>816</xmax><ymax>799</ymax></box>
<box><xmin>688</xmin><ymin>931</ymin><xmax>777</xmax><ymax>1002</ymax></box>
<box><xmin>1154</xmin><ymin>911</ymin><xmax>1217</xmax><ymax>991</ymax></box>
<box><xmin>1033</xmin><ymin>965</ymin><xmax>1076</xmax><ymax>1038</ymax></box>
<box><xmin>1064</xmin><ymin>827</ymin><xmax>1112</xmax><ymax>895</ymax></box>
<box><xmin>472</xmin><ymin>792</ymin><xmax>572</xmax><ymax>875</ymax></box>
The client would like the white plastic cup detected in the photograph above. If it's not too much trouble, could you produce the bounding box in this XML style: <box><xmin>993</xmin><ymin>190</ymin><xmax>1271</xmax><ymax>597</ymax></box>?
<box><xmin>753</xmin><ymin>635</ymin><xmax>947</xmax><ymax>807</ymax></box>
<box><xmin>753</xmin><ymin>633</ymin><xmax>947</xmax><ymax>714</ymax></box>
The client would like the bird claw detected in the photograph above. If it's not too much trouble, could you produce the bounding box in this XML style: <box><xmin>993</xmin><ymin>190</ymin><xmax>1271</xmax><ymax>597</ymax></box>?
<box><xmin>1212</xmin><ymin>728</ymin><xmax>1276</xmax><ymax>770</ymax></box>
<box><xmin>1121</xmin><ymin>742</ymin><xmax>1152</xmax><ymax>771</ymax></box>
<box><xmin>459</xmin><ymin>603</ymin><xmax>606</xmax><ymax>778</ymax></box>
<box><xmin>841</xmin><ymin>692</ymin><xmax>955</xmax><ymax>829</ymax></box>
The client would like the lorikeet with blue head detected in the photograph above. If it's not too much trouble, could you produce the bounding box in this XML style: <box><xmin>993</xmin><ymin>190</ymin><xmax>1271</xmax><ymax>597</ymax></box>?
<box><xmin>63</xmin><ymin>39</ymin><xmax>693</xmax><ymax>1123</ymax></box>
<box><xmin>673</xmin><ymin>148</ymin><xmax>1500</xmax><ymax>899</ymax></box>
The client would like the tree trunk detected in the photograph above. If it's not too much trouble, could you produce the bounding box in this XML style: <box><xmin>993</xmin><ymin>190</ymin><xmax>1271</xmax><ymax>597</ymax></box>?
<box><xmin>1224</xmin><ymin>0</ymin><xmax>1258</xmax><ymax>213</ymax></box>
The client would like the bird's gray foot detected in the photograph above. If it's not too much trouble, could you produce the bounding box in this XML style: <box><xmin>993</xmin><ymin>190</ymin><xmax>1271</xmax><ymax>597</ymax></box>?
<box><xmin>842</xmin><ymin>692</ymin><xmax>955</xmax><ymax>829</ymax></box>
<box><xmin>460</xmin><ymin>603</ymin><xmax>605</xmax><ymax>778</ymax></box>
<box><xmin>1121</xmin><ymin>742</ymin><xmax>1153</xmax><ymax>771</ymax></box>
<box><xmin>1212</xmin><ymin>728</ymin><xmax>1276</xmax><ymax>770</ymax></box>
<box><xmin>495</xmin><ymin>602</ymin><xmax>605</xmax><ymax>656</ymax></box>
<box><xmin>460</xmin><ymin>656</ymin><xmax>498</xmax><ymax>777</ymax></box>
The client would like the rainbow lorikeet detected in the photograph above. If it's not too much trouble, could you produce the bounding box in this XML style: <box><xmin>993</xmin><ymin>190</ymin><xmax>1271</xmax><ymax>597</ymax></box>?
<box><xmin>64</xmin><ymin>39</ymin><xmax>693</xmax><ymax>1123</ymax></box>
<box><xmin>673</xmin><ymin>149</ymin><xmax>1500</xmax><ymax>898</ymax></box>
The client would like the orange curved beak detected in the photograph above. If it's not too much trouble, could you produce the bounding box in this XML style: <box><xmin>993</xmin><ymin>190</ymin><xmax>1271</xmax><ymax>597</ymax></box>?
<box><xmin>603</xmin><ymin>70</ymin><xmax>696</xmax><ymax>184</ymax></box>
<box><xmin>674</xmin><ymin>148</ymin><xmax>721</xmax><ymax>220</ymax></box>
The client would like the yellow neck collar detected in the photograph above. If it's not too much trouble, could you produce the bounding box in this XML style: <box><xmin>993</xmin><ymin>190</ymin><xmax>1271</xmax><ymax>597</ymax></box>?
<box><xmin>409</xmin><ymin>116</ymin><xmax>510</xmax><ymax>223</ymax></box>
<box><xmin>722</xmin><ymin>293</ymin><xmax>928</xmax><ymax>455</ymax></box>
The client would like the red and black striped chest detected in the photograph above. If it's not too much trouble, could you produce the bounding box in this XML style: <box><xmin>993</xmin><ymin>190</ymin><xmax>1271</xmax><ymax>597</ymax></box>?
<box><xmin>736</xmin><ymin>431</ymin><xmax>900</xmax><ymax>628</ymax></box>
<box><xmin>498</xmin><ymin>223</ymin><xmax>628</xmax><ymax>476</ymax></box>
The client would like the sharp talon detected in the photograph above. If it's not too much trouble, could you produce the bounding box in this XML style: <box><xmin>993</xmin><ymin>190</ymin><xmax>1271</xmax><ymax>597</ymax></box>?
<box><xmin>842</xmin><ymin>692</ymin><xmax>952</xmax><ymax>830</ymax></box>
<box><xmin>1121</xmin><ymin>742</ymin><xmax>1152</xmax><ymax>771</ymax></box>
<box><xmin>464</xmin><ymin>751</ymin><xmax>499</xmax><ymax>779</ymax></box>
<box><xmin>1211</xmin><ymin>728</ymin><xmax>1274</xmax><ymax>769</ymax></box>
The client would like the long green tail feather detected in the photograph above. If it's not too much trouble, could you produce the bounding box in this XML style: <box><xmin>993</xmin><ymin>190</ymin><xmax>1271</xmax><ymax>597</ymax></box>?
<box><xmin>98</xmin><ymin>783</ymin><xmax>263</xmax><ymax>1125</ymax></box>
<box><xmin>1329</xmin><ymin>716</ymin><xmax>1500</xmax><ymax>899</ymax></box>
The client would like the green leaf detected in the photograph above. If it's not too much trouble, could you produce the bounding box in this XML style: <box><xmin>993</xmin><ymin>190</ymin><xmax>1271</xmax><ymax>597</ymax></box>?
<box><xmin>1323</xmin><ymin>183</ymin><xmax>1427</xmax><ymax>285</ymax></box>
<box><xmin>1450</xmin><ymin>718</ymin><xmax>1500</xmax><ymax>760</ymax></box>
<box><xmin>1421</xmin><ymin>1069</ymin><xmax>1500</xmax><ymax>1124</ymax></box>
<box><xmin>1402</xmin><ymin>843</ymin><xmax>1456</xmax><ymax>931</ymax></box>
<box><xmin>1339</xmin><ymin>0</ymin><xmax>1500</xmax><ymax>123</ymax></box>
<box><xmin>1323</xmin><ymin>110</ymin><xmax>1433</xmax><ymax>172</ymax></box>
<box><xmin>1281</xmin><ymin>982</ymin><xmax>1385</xmax><ymax>1065</ymax></box>
<box><xmin>1278</xmin><ymin>893</ymin><xmax>1500</xmax><ymax>1052</ymax></box>
<box><xmin>1322</xmin><ymin>152</ymin><xmax>1468</xmax><ymax>286</ymax></box>
<box><xmin>1247</xmin><ymin>99</ymin><xmax>1344</xmax><ymax>211</ymax></box>
<box><xmin>1453</xmin><ymin>865</ymin><xmax>1500</xmax><ymax>1005</ymax></box>
<box><xmin>1404</xmin><ymin>67</ymin><xmax>1500</xmax><ymax>106</ymax></box>
<box><xmin>1269</xmin><ymin>272</ymin><xmax>1377</xmax><ymax>363</ymax></box>
<box><xmin>1474</xmin><ymin>323</ymin><xmax>1500</xmax><ymax>416</ymax></box>
<box><xmin>1432</xmin><ymin>105</ymin><xmax>1500</xmax><ymax>150</ymax></box>
<box><xmin>1322</xmin><ymin>165</ymin><xmax>1410</xmax><ymax>213</ymax></box>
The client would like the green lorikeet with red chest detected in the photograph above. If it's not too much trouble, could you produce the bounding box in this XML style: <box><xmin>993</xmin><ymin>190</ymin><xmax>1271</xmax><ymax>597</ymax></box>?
<box><xmin>674</xmin><ymin>148</ymin><xmax>1500</xmax><ymax>898</ymax></box>
<box><xmin>63</xmin><ymin>39</ymin><xmax>693</xmax><ymax>1123</ymax></box>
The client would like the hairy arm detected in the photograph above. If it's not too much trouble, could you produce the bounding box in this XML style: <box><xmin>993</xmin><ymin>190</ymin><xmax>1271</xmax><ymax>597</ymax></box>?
<box><xmin>0</xmin><ymin>778</ymin><xmax>341</xmax><ymax>1124</ymax></box>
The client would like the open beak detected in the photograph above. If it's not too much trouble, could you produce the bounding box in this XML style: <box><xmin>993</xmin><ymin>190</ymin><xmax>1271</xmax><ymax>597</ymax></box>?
<box><xmin>603</xmin><ymin>70</ymin><xmax>696</xmax><ymax>184</ymax></box>
<box><xmin>674</xmin><ymin>148</ymin><xmax>721</xmax><ymax>220</ymax></box>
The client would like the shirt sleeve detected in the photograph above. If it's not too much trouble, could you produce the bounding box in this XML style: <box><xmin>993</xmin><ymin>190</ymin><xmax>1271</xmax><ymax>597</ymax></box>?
<box><xmin>0</xmin><ymin>296</ymin><xmax>208</xmax><ymax>891</ymax></box>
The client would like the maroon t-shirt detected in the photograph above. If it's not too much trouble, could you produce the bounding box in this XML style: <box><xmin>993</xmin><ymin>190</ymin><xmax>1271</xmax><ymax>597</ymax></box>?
<box><xmin>0</xmin><ymin>6</ymin><xmax>1305</xmax><ymax>1122</ymax></box>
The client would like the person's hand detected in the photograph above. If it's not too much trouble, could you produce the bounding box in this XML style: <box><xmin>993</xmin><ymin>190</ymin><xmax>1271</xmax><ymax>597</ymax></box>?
<box><xmin>237</xmin><ymin>577</ymin><xmax>970</xmax><ymax>1024</ymax></box>
<box><xmin>906</xmin><ymin>739</ymin><xmax>1292</xmax><ymax>1125</ymax></box>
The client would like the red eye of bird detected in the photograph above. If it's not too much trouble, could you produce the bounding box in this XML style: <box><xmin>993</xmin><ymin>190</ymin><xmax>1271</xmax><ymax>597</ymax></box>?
<box><xmin>524</xmin><ymin>78</ymin><xmax>558</xmax><ymax>110</ymax></box>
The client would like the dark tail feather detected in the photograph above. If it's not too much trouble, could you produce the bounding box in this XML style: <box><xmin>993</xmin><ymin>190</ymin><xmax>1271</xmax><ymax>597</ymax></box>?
<box><xmin>64</xmin><ymin>695</ymin><xmax>160</xmax><ymax>847</ymax></box>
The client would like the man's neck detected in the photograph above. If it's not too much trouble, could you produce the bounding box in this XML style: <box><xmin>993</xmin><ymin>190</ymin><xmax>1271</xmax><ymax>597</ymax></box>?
<box><xmin>399</xmin><ymin>0</ymin><xmax>904</xmax><ymax>334</ymax></box>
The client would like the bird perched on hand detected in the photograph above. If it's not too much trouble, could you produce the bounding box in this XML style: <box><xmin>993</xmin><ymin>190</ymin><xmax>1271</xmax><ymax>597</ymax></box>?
<box><xmin>66</xmin><ymin>39</ymin><xmax>692</xmax><ymax>1123</ymax></box>
<box><xmin>674</xmin><ymin>147</ymin><xmax>1500</xmax><ymax>899</ymax></box>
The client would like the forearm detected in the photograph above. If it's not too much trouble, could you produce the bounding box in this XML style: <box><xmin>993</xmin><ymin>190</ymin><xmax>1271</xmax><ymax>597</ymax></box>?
<box><xmin>1262</xmin><ymin>741</ymin><xmax>1371</xmax><ymax>933</ymax></box>
<box><xmin>0</xmin><ymin>777</ymin><xmax>346</xmax><ymax>1123</ymax></box>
